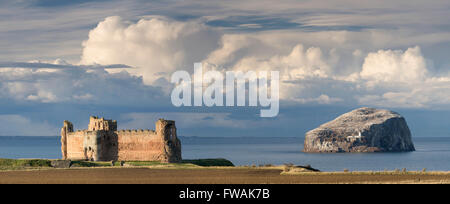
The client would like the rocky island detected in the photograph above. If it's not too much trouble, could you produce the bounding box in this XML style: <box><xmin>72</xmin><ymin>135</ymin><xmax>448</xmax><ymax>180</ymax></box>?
<box><xmin>303</xmin><ymin>107</ymin><xmax>415</xmax><ymax>153</ymax></box>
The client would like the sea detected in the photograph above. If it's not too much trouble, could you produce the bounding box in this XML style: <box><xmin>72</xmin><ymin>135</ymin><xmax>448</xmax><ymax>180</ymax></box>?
<box><xmin>0</xmin><ymin>136</ymin><xmax>449</xmax><ymax>172</ymax></box>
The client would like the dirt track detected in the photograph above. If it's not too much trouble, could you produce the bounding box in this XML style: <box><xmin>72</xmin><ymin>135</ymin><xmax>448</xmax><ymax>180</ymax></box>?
<box><xmin>0</xmin><ymin>168</ymin><xmax>449</xmax><ymax>184</ymax></box>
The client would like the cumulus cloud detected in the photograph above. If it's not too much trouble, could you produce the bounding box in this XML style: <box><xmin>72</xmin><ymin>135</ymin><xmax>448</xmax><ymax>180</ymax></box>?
<box><xmin>357</xmin><ymin>77</ymin><xmax>450</xmax><ymax>109</ymax></box>
<box><xmin>202</xmin><ymin>35</ymin><xmax>450</xmax><ymax>109</ymax></box>
<box><xmin>205</xmin><ymin>35</ymin><xmax>252</xmax><ymax>66</ymax></box>
<box><xmin>75</xmin><ymin>16</ymin><xmax>450</xmax><ymax>110</ymax></box>
<box><xmin>81</xmin><ymin>16</ymin><xmax>220</xmax><ymax>84</ymax></box>
<box><xmin>0</xmin><ymin>60</ymin><xmax>166</xmax><ymax>104</ymax></box>
<box><xmin>355</xmin><ymin>47</ymin><xmax>450</xmax><ymax>108</ymax></box>
<box><xmin>215</xmin><ymin>43</ymin><xmax>342</xmax><ymax>103</ymax></box>
<box><xmin>3</xmin><ymin>15</ymin><xmax>450</xmax><ymax>113</ymax></box>
<box><xmin>360</xmin><ymin>46</ymin><xmax>428</xmax><ymax>85</ymax></box>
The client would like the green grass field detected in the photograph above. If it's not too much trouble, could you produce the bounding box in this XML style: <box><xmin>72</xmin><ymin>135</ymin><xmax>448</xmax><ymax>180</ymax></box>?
<box><xmin>0</xmin><ymin>158</ymin><xmax>234</xmax><ymax>170</ymax></box>
<box><xmin>0</xmin><ymin>159</ymin><xmax>52</xmax><ymax>170</ymax></box>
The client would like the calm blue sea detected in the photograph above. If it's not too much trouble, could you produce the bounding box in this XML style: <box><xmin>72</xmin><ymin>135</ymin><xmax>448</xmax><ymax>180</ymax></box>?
<box><xmin>0</xmin><ymin>136</ymin><xmax>449</xmax><ymax>172</ymax></box>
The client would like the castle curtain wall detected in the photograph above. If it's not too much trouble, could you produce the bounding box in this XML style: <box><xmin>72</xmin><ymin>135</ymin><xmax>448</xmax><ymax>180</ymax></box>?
<box><xmin>66</xmin><ymin>131</ymin><xmax>90</xmax><ymax>160</ymax></box>
<box><xmin>116</xmin><ymin>130</ymin><xmax>165</xmax><ymax>161</ymax></box>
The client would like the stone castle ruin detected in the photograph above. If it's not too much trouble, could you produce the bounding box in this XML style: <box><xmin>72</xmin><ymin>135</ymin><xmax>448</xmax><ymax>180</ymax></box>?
<box><xmin>61</xmin><ymin>116</ymin><xmax>182</xmax><ymax>162</ymax></box>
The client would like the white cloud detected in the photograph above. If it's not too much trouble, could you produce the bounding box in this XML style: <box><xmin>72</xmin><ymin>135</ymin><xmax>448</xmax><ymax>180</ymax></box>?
<box><xmin>216</xmin><ymin>43</ymin><xmax>342</xmax><ymax>102</ymax></box>
<box><xmin>361</xmin><ymin>46</ymin><xmax>427</xmax><ymax>85</ymax></box>
<box><xmin>81</xmin><ymin>16</ymin><xmax>220</xmax><ymax>84</ymax></box>
<box><xmin>205</xmin><ymin>35</ymin><xmax>252</xmax><ymax>66</ymax></box>
<box><xmin>356</xmin><ymin>47</ymin><xmax>450</xmax><ymax>108</ymax></box>
<box><xmin>358</xmin><ymin>77</ymin><xmax>450</xmax><ymax>109</ymax></box>
<box><xmin>0</xmin><ymin>60</ymin><xmax>166</xmax><ymax>104</ymax></box>
<box><xmin>73</xmin><ymin>15</ymin><xmax>450</xmax><ymax>110</ymax></box>
<box><xmin>202</xmin><ymin>37</ymin><xmax>450</xmax><ymax>109</ymax></box>
<box><xmin>2</xmin><ymin>14</ymin><xmax>450</xmax><ymax>111</ymax></box>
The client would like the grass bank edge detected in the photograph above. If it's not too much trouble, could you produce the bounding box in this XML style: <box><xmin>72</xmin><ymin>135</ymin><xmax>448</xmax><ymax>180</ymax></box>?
<box><xmin>0</xmin><ymin>158</ymin><xmax>234</xmax><ymax>169</ymax></box>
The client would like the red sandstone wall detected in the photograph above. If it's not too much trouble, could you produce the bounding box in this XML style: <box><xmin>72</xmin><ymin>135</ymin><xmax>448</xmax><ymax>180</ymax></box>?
<box><xmin>66</xmin><ymin>132</ymin><xmax>86</xmax><ymax>160</ymax></box>
<box><xmin>116</xmin><ymin>131</ymin><xmax>165</xmax><ymax>161</ymax></box>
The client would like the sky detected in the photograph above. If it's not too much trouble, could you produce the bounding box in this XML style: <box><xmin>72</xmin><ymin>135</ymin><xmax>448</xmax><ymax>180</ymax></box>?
<box><xmin>0</xmin><ymin>0</ymin><xmax>450</xmax><ymax>137</ymax></box>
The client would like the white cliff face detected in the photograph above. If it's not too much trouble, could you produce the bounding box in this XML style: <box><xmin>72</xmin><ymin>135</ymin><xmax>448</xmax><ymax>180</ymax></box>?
<box><xmin>303</xmin><ymin>107</ymin><xmax>415</xmax><ymax>153</ymax></box>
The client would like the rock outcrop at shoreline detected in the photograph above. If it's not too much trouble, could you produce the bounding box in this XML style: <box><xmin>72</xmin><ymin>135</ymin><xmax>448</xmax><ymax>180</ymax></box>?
<box><xmin>303</xmin><ymin>107</ymin><xmax>415</xmax><ymax>153</ymax></box>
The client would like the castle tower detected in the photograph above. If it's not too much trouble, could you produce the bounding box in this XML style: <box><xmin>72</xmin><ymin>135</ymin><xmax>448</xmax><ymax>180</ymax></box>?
<box><xmin>61</xmin><ymin>120</ymin><xmax>73</xmax><ymax>160</ymax></box>
<box><xmin>156</xmin><ymin>119</ymin><xmax>177</xmax><ymax>141</ymax></box>
<box><xmin>156</xmin><ymin>119</ymin><xmax>182</xmax><ymax>162</ymax></box>
<box><xmin>88</xmin><ymin>116</ymin><xmax>117</xmax><ymax>131</ymax></box>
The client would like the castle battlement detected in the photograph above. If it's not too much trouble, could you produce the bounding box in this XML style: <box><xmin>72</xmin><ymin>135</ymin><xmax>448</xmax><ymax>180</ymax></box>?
<box><xmin>88</xmin><ymin>116</ymin><xmax>117</xmax><ymax>131</ymax></box>
<box><xmin>61</xmin><ymin>117</ymin><xmax>181</xmax><ymax>163</ymax></box>
<box><xmin>116</xmin><ymin>129</ymin><xmax>156</xmax><ymax>133</ymax></box>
